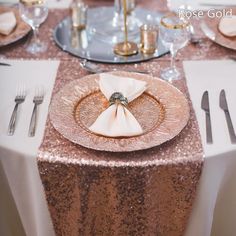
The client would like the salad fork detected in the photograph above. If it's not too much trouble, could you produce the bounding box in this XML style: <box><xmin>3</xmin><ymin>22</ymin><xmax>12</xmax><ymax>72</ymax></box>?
<box><xmin>8</xmin><ymin>86</ymin><xmax>26</xmax><ymax>135</ymax></box>
<box><xmin>28</xmin><ymin>87</ymin><xmax>44</xmax><ymax>137</ymax></box>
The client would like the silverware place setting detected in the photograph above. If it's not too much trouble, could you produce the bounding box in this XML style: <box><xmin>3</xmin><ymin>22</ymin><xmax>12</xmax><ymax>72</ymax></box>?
<box><xmin>7</xmin><ymin>85</ymin><xmax>45</xmax><ymax>137</ymax></box>
<box><xmin>201</xmin><ymin>90</ymin><xmax>236</xmax><ymax>144</ymax></box>
<box><xmin>219</xmin><ymin>89</ymin><xmax>236</xmax><ymax>144</ymax></box>
<box><xmin>28</xmin><ymin>87</ymin><xmax>44</xmax><ymax>137</ymax></box>
<box><xmin>0</xmin><ymin>62</ymin><xmax>11</xmax><ymax>66</ymax></box>
<box><xmin>201</xmin><ymin>90</ymin><xmax>213</xmax><ymax>144</ymax></box>
<box><xmin>8</xmin><ymin>85</ymin><xmax>27</xmax><ymax>136</ymax></box>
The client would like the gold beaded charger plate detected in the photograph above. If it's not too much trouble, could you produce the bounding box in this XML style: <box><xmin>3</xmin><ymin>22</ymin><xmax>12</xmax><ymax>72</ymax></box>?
<box><xmin>204</xmin><ymin>9</ymin><xmax>236</xmax><ymax>51</ymax></box>
<box><xmin>49</xmin><ymin>71</ymin><xmax>190</xmax><ymax>152</ymax></box>
<box><xmin>0</xmin><ymin>7</ymin><xmax>31</xmax><ymax>47</ymax></box>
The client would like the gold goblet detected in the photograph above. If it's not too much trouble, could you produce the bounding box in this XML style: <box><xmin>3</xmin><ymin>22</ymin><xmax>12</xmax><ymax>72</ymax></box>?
<box><xmin>114</xmin><ymin>0</ymin><xmax>138</xmax><ymax>56</ymax></box>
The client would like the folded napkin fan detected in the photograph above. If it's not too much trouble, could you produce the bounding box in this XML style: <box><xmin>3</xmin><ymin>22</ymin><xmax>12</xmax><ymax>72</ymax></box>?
<box><xmin>89</xmin><ymin>74</ymin><xmax>147</xmax><ymax>137</ymax></box>
<box><xmin>0</xmin><ymin>11</ymin><xmax>17</xmax><ymax>36</ymax></box>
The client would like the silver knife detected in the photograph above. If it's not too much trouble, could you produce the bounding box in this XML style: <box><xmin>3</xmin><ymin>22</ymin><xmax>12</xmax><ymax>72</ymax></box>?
<box><xmin>219</xmin><ymin>89</ymin><xmax>236</xmax><ymax>144</ymax></box>
<box><xmin>0</xmin><ymin>62</ymin><xmax>11</xmax><ymax>66</ymax></box>
<box><xmin>201</xmin><ymin>91</ymin><xmax>213</xmax><ymax>144</ymax></box>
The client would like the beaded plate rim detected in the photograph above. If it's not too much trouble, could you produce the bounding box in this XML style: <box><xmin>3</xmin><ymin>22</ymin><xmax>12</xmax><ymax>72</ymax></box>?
<box><xmin>49</xmin><ymin>71</ymin><xmax>190</xmax><ymax>152</ymax></box>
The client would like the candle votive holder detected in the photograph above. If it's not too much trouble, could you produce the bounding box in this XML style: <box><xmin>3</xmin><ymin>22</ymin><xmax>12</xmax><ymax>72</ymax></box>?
<box><xmin>140</xmin><ymin>24</ymin><xmax>159</xmax><ymax>54</ymax></box>
<box><xmin>71</xmin><ymin>1</ymin><xmax>88</xmax><ymax>30</ymax></box>
<box><xmin>127</xmin><ymin>0</ymin><xmax>135</xmax><ymax>15</ymax></box>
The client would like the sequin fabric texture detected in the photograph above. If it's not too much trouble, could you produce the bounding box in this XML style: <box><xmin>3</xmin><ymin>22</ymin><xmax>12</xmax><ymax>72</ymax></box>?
<box><xmin>3</xmin><ymin>1</ymin><xmax>236</xmax><ymax>236</ymax></box>
<box><xmin>37</xmin><ymin>60</ymin><xmax>203</xmax><ymax>236</ymax></box>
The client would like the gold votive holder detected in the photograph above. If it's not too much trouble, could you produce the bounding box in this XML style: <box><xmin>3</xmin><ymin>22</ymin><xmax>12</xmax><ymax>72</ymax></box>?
<box><xmin>140</xmin><ymin>24</ymin><xmax>159</xmax><ymax>54</ymax></box>
<box><xmin>71</xmin><ymin>1</ymin><xmax>88</xmax><ymax>30</ymax></box>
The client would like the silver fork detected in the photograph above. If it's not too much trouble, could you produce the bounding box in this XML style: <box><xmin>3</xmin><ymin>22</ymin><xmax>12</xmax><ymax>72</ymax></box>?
<box><xmin>28</xmin><ymin>87</ymin><xmax>44</xmax><ymax>137</ymax></box>
<box><xmin>8</xmin><ymin>86</ymin><xmax>26</xmax><ymax>136</ymax></box>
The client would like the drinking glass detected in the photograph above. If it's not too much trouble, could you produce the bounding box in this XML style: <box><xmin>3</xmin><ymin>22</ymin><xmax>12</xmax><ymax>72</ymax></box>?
<box><xmin>19</xmin><ymin>0</ymin><xmax>48</xmax><ymax>54</ymax></box>
<box><xmin>159</xmin><ymin>13</ymin><xmax>190</xmax><ymax>81</ymax></box>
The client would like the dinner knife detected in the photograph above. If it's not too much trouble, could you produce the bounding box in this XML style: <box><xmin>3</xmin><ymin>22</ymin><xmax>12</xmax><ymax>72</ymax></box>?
<box><xmin>219</xmin><ymin>89</ymin><xmax>236</xmax><ymax>144</ymax></box>
<box><xmin>201</xmin><ymin>91</ymin><xmax>213</xmax><ymax>144</ymax></box>
<box><xmin>0</xmin><ymin>62</ymin><xmax>11</xmax><ymax>66</ymax></box>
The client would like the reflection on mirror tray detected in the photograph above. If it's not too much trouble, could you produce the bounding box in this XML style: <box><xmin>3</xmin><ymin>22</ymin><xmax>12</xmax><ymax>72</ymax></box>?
<box><xmin>53</xmin><ymin>7</ymin><xmax>169</xmax><ymax>64</ymax></box>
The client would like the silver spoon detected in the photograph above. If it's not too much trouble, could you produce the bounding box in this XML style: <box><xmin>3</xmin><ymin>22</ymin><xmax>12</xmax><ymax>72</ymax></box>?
<box><xmin>80</xmin><ymin>60</ymin><xmax>149</xmax><ymax>74</ymax></box>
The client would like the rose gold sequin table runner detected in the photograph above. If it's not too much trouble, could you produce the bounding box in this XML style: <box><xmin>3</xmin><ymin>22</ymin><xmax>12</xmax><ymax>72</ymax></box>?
<box><xmin>36</xmin><ymin>59</ymin><xmax>203</xmax><ymax>236</ymax></box>
<box><xmin>1</xmin><ymin>2</ymin><xmax>236</xmax><ymax>236</ymax></box>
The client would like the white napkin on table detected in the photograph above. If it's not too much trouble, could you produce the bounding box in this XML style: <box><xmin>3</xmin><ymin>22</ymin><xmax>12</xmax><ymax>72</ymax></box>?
<box><xmin>219</xmin><ymin>16</ymin><xmax>236</xmax><ymax>37</ymax></box>
<box><xmin>89</xmin><ymin>74</ymin><xmax>147</xmax><ymax>137</ymax></box>
<box><xmin>0</xmin><ymin>11</ymin><xmax>16</xmax><ymax>36</ymax></box>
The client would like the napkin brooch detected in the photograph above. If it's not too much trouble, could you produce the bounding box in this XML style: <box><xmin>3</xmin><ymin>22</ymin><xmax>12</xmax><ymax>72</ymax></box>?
<box><xmin>109</xmin><ymin>92</ymin><xmax>128</xmax><ymax>107</ymax></box>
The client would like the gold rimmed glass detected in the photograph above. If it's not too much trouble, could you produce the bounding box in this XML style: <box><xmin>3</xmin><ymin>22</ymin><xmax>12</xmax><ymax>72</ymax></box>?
<box><xmin>19</xmin><ymin>0</ymin><xmax>48</xmax><ymax>54</ymax></box>
<box><xmin>159</xmin><ymin>13</ymin><xmax>190</xmax><ymax>81</ymax></box>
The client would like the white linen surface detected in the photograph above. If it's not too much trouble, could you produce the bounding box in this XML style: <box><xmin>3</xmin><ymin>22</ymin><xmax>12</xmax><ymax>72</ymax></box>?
<box><xmin>0</xmin><ymin>0</ymin><xmax>73</xmax><ymax>9</ymax></box>
<box><xmin>1</xmin><ymin>59</ymin><xmax>236</xmax><ymax>236</ymax></box>
<box><xmin>0</xmin><ymin>60</ymin><xmax>59</xmax><ymax>236</ymax></box>
<box><xmin>183</xmin><ymin>60</ymin><xmax>236</xmax><ymax>236</ymax></box>
<box><xmin>89</xmin><ymin>74</ymin><xmax>146</xmax><ymax>137</ymax></box>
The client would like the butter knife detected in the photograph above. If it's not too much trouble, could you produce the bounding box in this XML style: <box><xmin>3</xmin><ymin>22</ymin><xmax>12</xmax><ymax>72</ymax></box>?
<box><xmin>219</xmin><ymin>89</ymin><xmax>236</xmax><ymax>143</ymax></box>
<box><xmin>201</xmin><ymin>91</ymin><xmax>213</xmax><ymax>144</ymax></box>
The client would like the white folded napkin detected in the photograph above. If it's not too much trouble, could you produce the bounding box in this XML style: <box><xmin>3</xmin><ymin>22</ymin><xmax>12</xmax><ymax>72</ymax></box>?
<box><xmin>219</xmin><ymin>16</ymin><xmax>236</xmax><ymax>37</ymax></box>
<box><xmin>0</xmin><ymin>11</ymin><xmax>16</xmax><ymax>36</ymax></box>
<box><xmin>89</xmin><ymin>74</ymin><xmax>147</xmax><ymax>137</ymax></box>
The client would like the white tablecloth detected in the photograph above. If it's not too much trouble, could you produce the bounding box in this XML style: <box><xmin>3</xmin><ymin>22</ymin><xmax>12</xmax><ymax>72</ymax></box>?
<box><xmin>0</xmin><ymin>60</ymin><xmax>59</xmax><ymax>236</ymax></box>
<box><xmin>1</xmin><ymin>59</ymin><xmax>236</xmax><ymax>236</ymax></box>
<box><xmin>184</xmin><ymin>60</ymin><xmax>236</xmax><ymax>236</ymax></box>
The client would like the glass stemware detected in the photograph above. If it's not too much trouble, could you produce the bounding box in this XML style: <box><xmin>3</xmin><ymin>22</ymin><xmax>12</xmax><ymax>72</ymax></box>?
<box><xmin>159</xmin><ymin>13</ymin><xmax>190</xmax><ymax>81</ymax></box>
<box><xmin>19</xmin><ymin>0</ymin><xmax>48</xmax><ymax>54</ymax></box>
<box><xmin>88</xmin><ymin>0</ymin><xmax>140</xmax><ymax>44</ymax></box>
<box><xmin>166</xmin><ymin>0</ymin><xmax>202</xmax><ymax>44</ymax></box>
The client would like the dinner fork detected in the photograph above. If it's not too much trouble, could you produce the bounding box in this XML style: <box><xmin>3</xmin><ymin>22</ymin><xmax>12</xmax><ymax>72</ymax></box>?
<box><xmin>28</xmin><ymin>87</ymin><xmax>44</xmax><ymax>137</ymax></box>
<box><xmin>8</xmin><ymin>86</ymin><xmax>26</xmax><ymax>135</ymax></box>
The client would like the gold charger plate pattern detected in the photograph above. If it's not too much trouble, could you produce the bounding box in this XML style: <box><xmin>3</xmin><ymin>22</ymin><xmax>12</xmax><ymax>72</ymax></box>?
<box><xmin>0</xmin><ymin>7</ymin><xmax>31</xmax><ymax>47</ymax></box>
<box><xmin>49</xmin><ymin>71</ymin><xmax>190</xmax><ymax>152</ymax></box>
<box><xmin>206</xmin><ymin>9</ymin><xmax>236</xmax><ymax>51</ymax></box>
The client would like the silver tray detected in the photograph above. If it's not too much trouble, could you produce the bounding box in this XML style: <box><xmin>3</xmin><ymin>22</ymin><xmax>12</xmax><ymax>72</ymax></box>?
<box><xmin>54</xmin><ymin>7</ymin><xmax>169</xmax><ymax>64</ymax></box>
